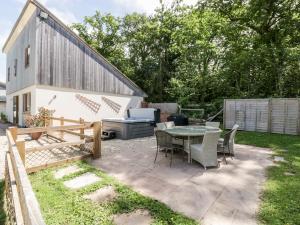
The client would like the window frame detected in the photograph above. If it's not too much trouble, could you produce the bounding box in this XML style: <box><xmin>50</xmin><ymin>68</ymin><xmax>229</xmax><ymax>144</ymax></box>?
<box><xmin>25</xmin><ymin>45</ymin><xmax>30</xmax><ymax>68</ymax></box>
<box><xmin>14</xmin><ymin>59</ymin><xmax>18</xmax><ymax>76</ymax></box>
<box><xmin>22</xmin><ymin>92</ymin><xmax>31</xmax><ymax>113</ymax></box>
<box><xmin>7</xmin><ymin>67</ymin><xmax>10</xmax><ymax>82</ymax></box>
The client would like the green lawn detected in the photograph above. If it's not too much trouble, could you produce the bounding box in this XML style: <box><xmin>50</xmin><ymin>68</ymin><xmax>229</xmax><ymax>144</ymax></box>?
<box><xmin>0</xmin><ymin>181</ymin><xmax>6</xmax><ymax>224</ymax></box>
<box><xmin>29</xmin><ymin>161</ymin><xmax>198</xmax><ymax>225</ymax></box>
<box><xmin>235</xmin><ymin>131</ymin><xmax>300</xmax><ymax>225</ymax></box>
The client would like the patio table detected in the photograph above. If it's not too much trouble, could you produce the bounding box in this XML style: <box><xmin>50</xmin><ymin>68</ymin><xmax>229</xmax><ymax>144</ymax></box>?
<box><xmin>165</xmin><ymin>126</ymin><xmax>221</xmax><ymax>163</ymax></box>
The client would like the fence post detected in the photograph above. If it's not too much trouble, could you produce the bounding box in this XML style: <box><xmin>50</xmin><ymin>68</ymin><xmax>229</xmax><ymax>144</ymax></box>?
<box><xmin>92</xmin><ymin>121</ymin><xmax>101</xmax><ymax>159</ymax></box>
<box><xmin>223</xmin><ymin>99</ymin><xmax>226</xmax><ymax>129</ymax></box>
<box><xmin>268</xmin><ymin>98</ymin><xmax>272</xmax><ymax>133</ymax></box>
<box><xmin>79</xmin><ymin>118</ymin><xmax>84</xmax><ymax>140</ymax></box>
<box><xmin>9</xmin><ymin>127</ymin><xmax>18</xmax><ymax>142</ymax></box>
<box><xmin>60</xmin><ymin>117</ymin><xmax>64</xmax><ymax>139</ymax></box>
<box><xmin>16</xmin><ymin>140</ymin><xmax>25</xmax><ymax>164</ymax></box>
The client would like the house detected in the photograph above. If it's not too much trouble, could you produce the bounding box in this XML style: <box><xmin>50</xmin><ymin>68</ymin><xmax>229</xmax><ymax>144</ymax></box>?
<box><xmin>0</xmin><ymin>82</ymin><xmax>6</xmax><ymax>115</ymax></box>
<box><xmin>2</xmin><ymin>0</ymin><xmax>147</xmax><ymax>126</ymax></box>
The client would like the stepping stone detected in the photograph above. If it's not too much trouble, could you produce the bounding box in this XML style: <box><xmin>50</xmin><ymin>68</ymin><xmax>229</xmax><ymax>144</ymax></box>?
<box><xmin>54</xmin><ymin>165</ymin><xmax>83</xmax><ymax>179</ymax></box>
<box><xmin>84</xmin><ymin>186</ymin><xmax>117</xmax><ymax>203</ymax></box>
<box><xmin>274</xmin><ymin>156</ymin><xmax>287</xmax><ymax>163</ymax></box>
<box><xmin>113</xmin><ymin>209</ymin><xmax>153</xmax><ymax>225</ymax></box>
<box><xmin>284</xmin><ymin>172</ymin><xmax>295</xmax><ymax>176</ymax></box>
<box><xmin>64</xmin><ymin>172</ymin><xmax>101</xmax><ymax>189</ymax></box>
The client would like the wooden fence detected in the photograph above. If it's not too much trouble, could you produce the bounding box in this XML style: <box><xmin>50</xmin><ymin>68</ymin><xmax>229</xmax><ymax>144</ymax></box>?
<box><xmin>5</xmin><ymin>129</ymin><xmax>46</xmax><ymax>225</ymax></box>
<box><xmin>9</xmin><ymin>118</ymin><xmax>101</xmax><ymax>173</ymax></box>
<box><xmin>224</xmin><ymin>98</ymin><xmax>300</xmax><ymax>135</ymax></box>
<box><xmin>5</xmin><ymin>117</ymin><xmax>102</xmax><ymax>224</ymax></box>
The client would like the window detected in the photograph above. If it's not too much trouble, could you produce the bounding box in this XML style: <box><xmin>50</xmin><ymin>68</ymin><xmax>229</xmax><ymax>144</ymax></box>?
<box><xmin>25</xmin><ymin>45</ymin><xmax>30</xmax><ymax>68</ymax></box>
<box><xmin>14</xmin><ymin>59</ymin><xmax>17</xmax><ymax>76</ymax></box>
<box><xmin>23</xmin><ymin>93</ymin><xmax>31</xmax><ymax>112</ymax></box>
<box><xmin>7</xmin><ymin>67</ymin><xmax>10</xmax><ymax>82</ymax></box>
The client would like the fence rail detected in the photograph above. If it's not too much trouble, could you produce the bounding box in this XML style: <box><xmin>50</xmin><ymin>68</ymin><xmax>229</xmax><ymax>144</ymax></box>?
<box><xmin>224</xmin><ymin>98</ymin><xmax>300</xmax><ymax>135</ymax></box>
<box><xmin>4</xmin><ymin>117</ymin><xmax>102</xmax><ymax>224</ymax></box>
<box><xmin>5</xmin><ymin>129</ymin><xmax>46</xmax><ymax>225</ymax></box>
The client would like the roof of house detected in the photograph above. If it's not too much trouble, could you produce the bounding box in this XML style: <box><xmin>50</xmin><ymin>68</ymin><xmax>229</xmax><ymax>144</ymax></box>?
<box><xmin>2</xmin><ymin>0</ymin><xmax>147</xmax><ymax>97</ymax></box>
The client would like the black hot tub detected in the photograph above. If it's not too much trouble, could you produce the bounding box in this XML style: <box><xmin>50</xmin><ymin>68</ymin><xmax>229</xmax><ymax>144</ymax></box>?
<box><xmin>102</xmin><ymin>118</ymin><xmax>155</xmax><ymax>140</ymax></box>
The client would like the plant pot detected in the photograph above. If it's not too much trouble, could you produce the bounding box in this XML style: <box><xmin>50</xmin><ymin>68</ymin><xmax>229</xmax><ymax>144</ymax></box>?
<box><xmin>31</xmin><ymin>132</ymin><xmax>43</xmax><ymax>140</ymax></box>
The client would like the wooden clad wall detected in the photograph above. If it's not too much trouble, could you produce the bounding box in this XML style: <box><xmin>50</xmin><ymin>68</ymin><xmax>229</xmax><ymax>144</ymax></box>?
<box><xmin>6</xmin><ymin>10</ymin><xmax>37</xmax><ymax>95</ymax></box>
<box><xmin>35</xmin><ymin>9</ymin><xmax>144</xmax><ymax>97</ymax></box>
<box><xmin>224</xmin><ymin>98</ymin><xmax>300</xmax><ymax>135</ymax></box>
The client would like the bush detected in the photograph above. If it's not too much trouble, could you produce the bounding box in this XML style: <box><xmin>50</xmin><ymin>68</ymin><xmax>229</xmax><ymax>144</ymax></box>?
<box><xmin>0</xmin><ymin>113</ymin><xmax>8</xmax><ymax>123</ymax></box>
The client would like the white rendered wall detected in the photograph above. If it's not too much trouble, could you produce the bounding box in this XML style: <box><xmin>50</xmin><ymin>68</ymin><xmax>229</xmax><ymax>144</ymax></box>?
<box><xmin>35</xmin><ymin>86</ymin><xmax>143</xmax><ymax>123</ymax></box>
<box><xmin>0</xmin><ymin>90</ymin><xmax>5</xmax><ymax>96</ymax></box>
<box><xmin>0</xmin><ymin>103</ymin><xmax>6</xmax><ymax>115</ymax></box>
<box><xmin>6</xmin><ymin>85</ymin><xmax>36</xmax><ymax>126</ymax></box>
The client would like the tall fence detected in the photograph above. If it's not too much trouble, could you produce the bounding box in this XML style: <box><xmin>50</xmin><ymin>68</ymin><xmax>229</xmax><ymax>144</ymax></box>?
<box><xmin>224</xmin><ymin>98</ymin><xmax>300</xmax><ymax>135</ymax></box>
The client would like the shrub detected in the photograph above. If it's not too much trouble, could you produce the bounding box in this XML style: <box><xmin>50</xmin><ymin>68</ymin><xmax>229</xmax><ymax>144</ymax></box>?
<box><xmin>24</xmin><ymin>107</ymin><xmax>54</xmax><ymax>128</ymax></box>
<box><xmin>0</xmin><ymin>113</ymin><xmax>8</xmax><ymax>123</ymax></box>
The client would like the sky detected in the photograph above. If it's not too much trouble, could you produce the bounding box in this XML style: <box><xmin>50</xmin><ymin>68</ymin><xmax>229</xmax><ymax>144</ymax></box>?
<box><xmin>0</xmin><ymin>0</ymin><xmax>197</xmax><ymax>83</ymax></box>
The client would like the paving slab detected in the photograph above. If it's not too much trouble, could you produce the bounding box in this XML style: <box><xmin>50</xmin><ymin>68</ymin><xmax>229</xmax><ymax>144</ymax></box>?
<box><xmin>91</xmin><ymin>138</ymin><xmax>273</xmax><ymax>225</ymax></box>
<box><xmin>63</xmin><ymin>172</ymin><xmax>101</xmax><ymax>189</ymax></box>
<box><xmin>84</xmin><ymin>186</ymin><xmax>117</xmax><ymax>203</ymax></box>
<box><xmin>54</xmin><ymin>165</ymin><xmax>83</xmax><ymax>179</ymax></box>
<box><xmin>113</xmin><ymin>209</ymin><xmax>153</xmax><ymax>225</ymax></box>
<box><xmin>284</xmin><ymin>172</ymin><xmax>295</xmax><ymax>176</ymax></box>
<box><xmin>274</xmin><ymin>156</ymin><xmax>287</xmax><ymax>163</ymax></box>
<box><xmin>0</xmin><ymin>123</ymin><xmax>10</xmax><ymax>180</ymax></box>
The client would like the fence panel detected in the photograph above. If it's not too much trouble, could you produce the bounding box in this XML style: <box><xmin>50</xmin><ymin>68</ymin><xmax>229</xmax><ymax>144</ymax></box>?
<box><xmin>224</xmin><ymin>100</ymin><xmax>236</xmax><ymax>129</ymax></box>
<box><xmin>224</xmin><ymin>98</ymin><xmax>300</xmax><ymax>135</ymax></box>
<box><xmin>256</xmin><ymin>100</ymin><xmax>269</xmax><ymax>132</ymax></box>
<box><xmin>245</xmin><ymin>100</ymin><xmax>257</xmax><ymax>131</ymax></box>
<box><xmin>284</xmin><ymin>99</ymin><xmax>299</xmax><ymax>135</ymax></box>
<box><xmin>271</xmin><ymin>99</ymin><xmax>285</xmax><ymax>134</ymax></box>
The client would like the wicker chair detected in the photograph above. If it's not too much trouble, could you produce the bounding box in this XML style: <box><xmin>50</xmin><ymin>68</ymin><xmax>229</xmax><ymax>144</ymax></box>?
<box><xmin>156</xmin><ymin>122</ymin><xmax>166</xmax><ymax>130</ymax></box>
<box><xmin>190</xmin><ymin>131</ymin><xmax>221</xmax><ymax>169</ymax></box>
<box><xmin>217</xmin><ymin>124</ymin><xmax>239</xmax><ymax>161</ymax></box>
<box><xmin>154</xmin><ymin>130</ymin><xmax>179</xmax><ymax>167</ymax></box>
<box><xmin>165</xmin><ymin>121</ymin><xmax>175</xmax><ymax>128</ymax></box>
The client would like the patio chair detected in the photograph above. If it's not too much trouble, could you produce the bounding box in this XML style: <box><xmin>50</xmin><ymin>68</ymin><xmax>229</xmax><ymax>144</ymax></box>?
<box><xmin>165</xmin><ymin>121</ymin><xmax>175</xmax><ymax>128</ymax></box>
<box><xmin>154</xmin><ymin>130</ymin><xmax>180</xmax><ymax>167</ymax></box>
<box><xmin>190</xmin><ymin>131</ymin><xmax>221</xmax><ymax>169</ymax></box>
<box><xmin>165</xmin><ymin>121</ymin><xmax>184</xmax><ymax>147</ymax></box>
<box><xmin>156</xmin><ymin>122</ymin><xmax>166</xmax><ymax>130</ymax></box>
<box><xmin>217</xmin><ymin>124</ymin><xmax>239</xmax><ymax>158</ymax></box>
<box><xmin>205</xmin><ymin>121</ymin><xmax>220</xmax><ymax>128</ymax></box>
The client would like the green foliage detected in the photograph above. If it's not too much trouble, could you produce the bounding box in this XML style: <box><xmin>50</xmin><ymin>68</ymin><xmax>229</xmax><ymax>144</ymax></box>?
<box><xmin>0</xmin><ymin>113</ymin><xmax>8</xmax><ymax>123</ymax></box>
<box><xmin>235</xmin><ymin>131</ymin><xmax>300</xmax><ymax>225</ymax></box>
<box><xmin>71</xmin><ymin>0</ymin><xmax>300</xmax><ymax>105</ymax></box>
<box><xmin>0</xmin><ymin>181</ymin><xmax>7</xmax><ymax>224</ymax></box>
<box><xmin>29</xmin><ymin>161</ymin><xmax>198</xmax><ymax>225</ymax></box>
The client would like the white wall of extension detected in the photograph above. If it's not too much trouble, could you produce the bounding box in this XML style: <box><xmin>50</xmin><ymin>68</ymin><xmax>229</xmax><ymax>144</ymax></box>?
<box><xmin>6</xmin><ymin>85</ymin><xmax>143</xmax><ymax>126</ymax></box>
<box><xmin>35</xmin><ymin>86</ymin><xmax>143</xmax><ymax>123</ymax></box>
<box><xmin>6</xmin><ymin>85</ymin><xmax>37</xmax><ymax>126</ymax></box>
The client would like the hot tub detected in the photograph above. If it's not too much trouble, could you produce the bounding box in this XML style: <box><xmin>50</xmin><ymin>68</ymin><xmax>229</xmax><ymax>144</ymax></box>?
<box><xmin>102</xmin><ymin>118</ymin><xmax>155</xmax><ymax>140</ymax></box>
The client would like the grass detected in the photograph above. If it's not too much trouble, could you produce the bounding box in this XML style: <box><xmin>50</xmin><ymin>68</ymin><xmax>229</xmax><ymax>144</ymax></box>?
<box><xmin>0</xmin><ymin>181</ymin><xmax>6</xmax><ymax>224</ymax></box>
<box><xmin>235</xmin><ymin>131</ymin><xmax>300</xmax><ymax>225</ymax></box>
<box><xmin>29</xmin><ymin>161</ymin><xmax>198</xmax><ymax>225</ymax></box>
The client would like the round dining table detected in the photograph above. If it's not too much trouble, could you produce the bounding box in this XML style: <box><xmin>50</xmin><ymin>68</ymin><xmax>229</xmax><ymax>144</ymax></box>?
<box><xmin>165</xmin><ymin>126</ymin><xmax>221</xmax><ymax>163</ymax></box>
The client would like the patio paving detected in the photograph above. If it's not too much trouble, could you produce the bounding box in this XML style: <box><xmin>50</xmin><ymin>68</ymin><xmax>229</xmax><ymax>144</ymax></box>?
<box><xmin>90</xmin><ymin>136</ymin><xmax>273</xmax><ymax>225</ymax></box>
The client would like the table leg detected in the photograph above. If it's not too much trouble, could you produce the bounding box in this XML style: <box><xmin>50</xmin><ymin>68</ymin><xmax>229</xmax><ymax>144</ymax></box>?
<box><xmin>188</xmin><ymin>136</ymin><xmax>191</xmax><ymax>163</ymax></box>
